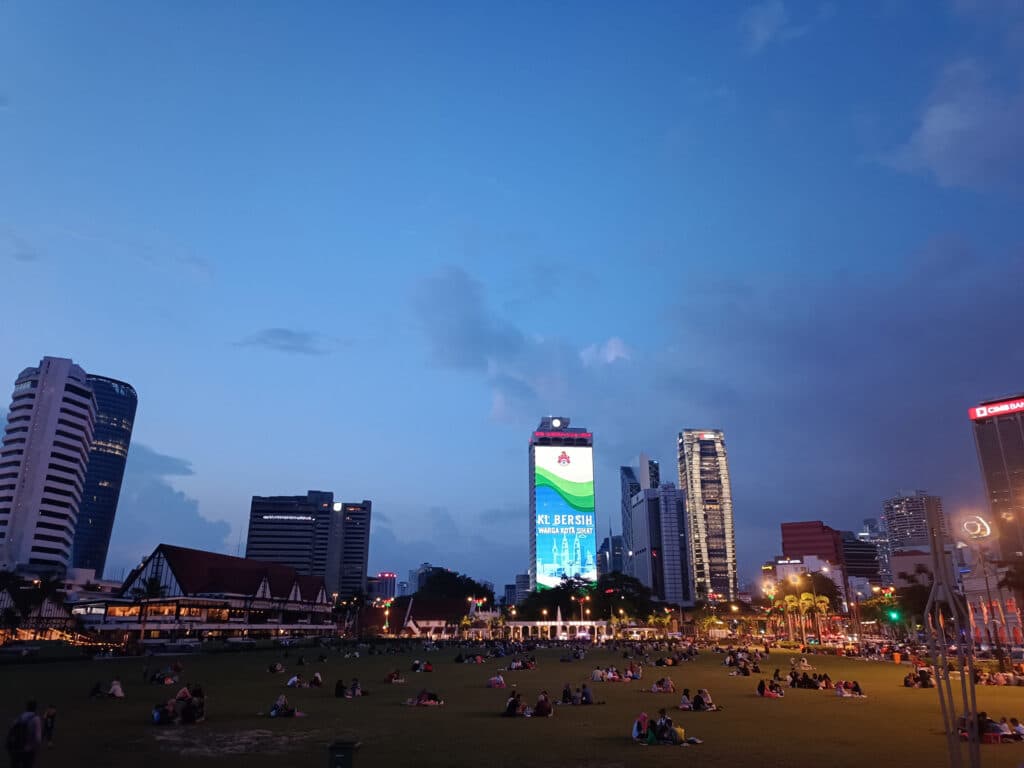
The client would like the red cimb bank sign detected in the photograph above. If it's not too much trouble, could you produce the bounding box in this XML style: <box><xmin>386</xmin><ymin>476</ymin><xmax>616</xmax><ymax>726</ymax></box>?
<box><xmin>970</xmin><ymin>398</ymin><xmax>1024</xmax><ymax>420</ymax></box>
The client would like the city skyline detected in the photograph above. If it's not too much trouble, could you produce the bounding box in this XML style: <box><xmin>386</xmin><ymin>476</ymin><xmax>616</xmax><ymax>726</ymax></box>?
<box><xmin>2</xmin><ymin>3</ymin><xmax>1022</xmax><ymax>586</ymax></box>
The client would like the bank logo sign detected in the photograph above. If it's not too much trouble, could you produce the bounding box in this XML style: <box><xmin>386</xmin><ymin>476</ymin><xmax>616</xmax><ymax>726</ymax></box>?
<box><xmin>534</xmin><ymin>445</ymin><xmax>597</xmax><ymax>590</ymax></box>
<box><xmin>970</xmin><ymin>398</ymin><xmax>1024</xmax><ymax>420</ymax></box>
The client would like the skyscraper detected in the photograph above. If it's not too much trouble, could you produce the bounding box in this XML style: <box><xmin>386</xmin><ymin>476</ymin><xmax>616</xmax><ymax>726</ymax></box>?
<box><xmin>245</xmin><ymin>491</ymin><xmax>371</xmax><ymax>597</ymax></box>
<box><xmin>597</xmin><ymin>533</ymin><xmax>624</xmax><ymax>576</ymax></box>
<box><xmin>628</xmin><ymin>483</ymin><xmax>692</xmax><ymax>606</ymax></box>
<box><xmin>781</xmin><ymin>521</ymin><xmax>845</xmax><ymax>566</ymax></box>
<box><xmin>619</xmin><ymin>454</ymin><xmax>659</xmax><ymax>578</ymax></box>
<box><xmin>72</xmin><ymin>375</ymin><xmax>137</xmax><ymax>576</ymax></box>
<box><xmin>0</xmin><ymin>357</ymin><xmax>97</xmax><ymax>575</ymax></box>
<box><xmin>858</xmin><ymin>518</ymin><xmax>892</xmax><ymax>585</ymax></box>
<box><xmin>529</xmin><ymin>416</ymin><xmax>597</xmax><ymax>591</ymax></box>
<box><xmin>246</xmin><ymin>490</ymin><xmax>336</xmax><ymax>576</ymax></box>
<box><xmin>332</xmin><ymin>500</ymin><xmax>372</xmax><ymax>599</ymax></box>
<box><xmin>678</xmin><ymin>429</ymin><xmax>737</xmax><ymax>601</ymax></box>
<box><xmin>882</xmin><ymin>491</ymin><xmax>945</xmax><ymax>551</ymax></box>
<box><xmin>970</xmin><ymin>394</ymin><xmax>1024</xmax><ymax>561</ymax></box>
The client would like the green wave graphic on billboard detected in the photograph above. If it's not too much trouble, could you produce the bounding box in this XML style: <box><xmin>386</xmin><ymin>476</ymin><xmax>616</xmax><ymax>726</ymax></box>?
<box><xmin>535</xmin><ymin>467</ymin><xmax>594</xmax><ymax>511</ymax></box>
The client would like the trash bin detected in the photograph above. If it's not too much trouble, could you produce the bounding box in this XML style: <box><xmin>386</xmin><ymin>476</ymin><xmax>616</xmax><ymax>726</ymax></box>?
<box><xmin>328</xmin><ymin>740</ymin><xmax>360</xmax><ymax>768</ymax></box>
<box><xmin>892</xmin><ymin>652</ymin><xmax>901</xmax><ymax>664</ymax></box>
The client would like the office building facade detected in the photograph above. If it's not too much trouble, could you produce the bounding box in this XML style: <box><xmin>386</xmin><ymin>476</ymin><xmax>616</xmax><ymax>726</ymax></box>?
<box><xmin>781</xmin><ymin>521</ymin><xmax>845</xmax><ymax>566</ymax></box>
<box><xmin>857</xmin><ymin>517</ymin><xmax>893</xmax><ymax>585</ymax></box>
<box><xmin>529</xmin><ymin>416</ymin><xmax>596</xmax><ymax>590</ymax></box>
<box><xmin>971</xmin><ymin>395</ymin><xmax>1024</xmax><ymax>561</ymax></box>
<box><xmin>0</xmin><ymin>358</ymin><xmax>97</xmax><ymax>575</ymax></box>
<box><xmin>597</xmin><ymin>533</ymin><xmax>624</xmax><ymax>577</ymax></box>
<box><xmin>882</xmin><ymin>491</ymin><xmax>945</xmax><ymax>552</ymax></box>
<box><xmin>678</xmin><ymin>429</ymin><xmax>737</xmax><ymax>601</ymax></box>
<box><xmin>628</xmin><ymin>483</ymin><xmax>692</xmax><ymax>606</ymax></box>
<box><xmin>841</xmin><ymin>531</ymin><xmax>880</xmax><ymax>584</ymax></box>
<box><xmin>72</xmin><ymin>375</ymin><xmax>137</xmax><ymax>576</ymax></box>
<box><xmin>332</xmin><ymin>500</ymin><xmax>372</xmax><ymax>599</ymax></box>
<box><xmin>619</xmin><ymin>454</ymin><xmax>658</xmax><ymax>578</ymax></box>
<box><xmin>245</xmin><ymin>491</ymin><xmax>371</xmax><ymax>598</ymax></box>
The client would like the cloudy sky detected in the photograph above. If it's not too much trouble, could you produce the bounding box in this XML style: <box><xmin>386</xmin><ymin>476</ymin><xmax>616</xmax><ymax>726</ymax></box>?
<box><xmin>1</xmin><ymin>1</ymin><xmax>1021</xmax><ymax>587</ymax></box>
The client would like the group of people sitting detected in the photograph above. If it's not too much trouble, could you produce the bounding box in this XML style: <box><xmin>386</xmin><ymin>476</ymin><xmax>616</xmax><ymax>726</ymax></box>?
<box><xmin>487</xmin><ymin>673</ymin><xmax>507</xmax><ymax>689</ymax></box>
<box><xmin>285</xmin><ymin>672</ymin><xmax>323</xmax><ymax>688</ymax></box>
<box><xmin>960</xmin><ymin>712</ymin><xmax>1024</xmax><ymax>741</ymax></box>
<box><xmin>152</xmin><ymin>683</ymin><xmax>205</xmax><ymax>725</ymax></box>
<box><xmin>506</xmin><ymin>657</ymin><xmax>537</xmax><ymax>671</ymax></box>
<box><xmin>147</xmin><ymin>662</ymin><xmax>183</xmax><ymax>686</ymax></box>
<box><xmin>783</xmin><ymin>669</ymin><xmax>836</xmax><ymax>690</ymax></box>
<box><xmin>975</xmin><ymin>670</ymin><xmax>1023</xmax><ymax>686</ymax></box>
<box><xmin>503</xmin><ymin>689</ymin><xmax>553</xmax><ymax>717</ymax></box>
<box><xmin>268</xmin><ymin>694</ymin><xmax>301</xmax><ymax>718</ymax></box>
<box><xmin>559</xmin><ymin>683</ymin><xmax>595</xmax><ymax>705</ymax></box>
<box><xmin>756</xmin><ymin>679</ymin><xmax>786</xmax><ymax>698</ymax></box>
<box><xmin>410</xmin><ymin>660</ymin><xmax>434</xmax><ymax>672</ymax></box>
<box><xmin>333</xmin><ymin>678</ymin><xmax>365</xmax><ymax>699</ymax></box>
<box><xmin>648</xmin><ymin>677</ymin><xmax>676</xmax><ymax>694</ymax></box>
<box><xmin>904</xmin><ymin>668</ymin><xmax>935</xmax><ymax>688</ymax></box>
<box><xmin>677</xmin><ymin>688</ymin><xmax>719</xmax><ymax>711</ymax></box>
<box><xmin>405</xmin><ymin>689</ymin><xmax>444</xmax><ymax>706</ymax></box>
<box><xmin>631</xmin><ymin>709</ymin><xmax>703</xmax><ymax>746</ymax></box>
<box><xmin>833</xmin><ymin>680</ymin><xmax>866</xmax><ymax>698</ymax></box>
<box><xmin>591</xmin><ymin>664</ymin><xmax>642</xmax><ymax>682</ymax></box>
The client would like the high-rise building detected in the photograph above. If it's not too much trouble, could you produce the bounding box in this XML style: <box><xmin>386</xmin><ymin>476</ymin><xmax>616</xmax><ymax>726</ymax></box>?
<box><xmin>857</xmin><ymin>518</ymin><xmax>892</xmax><ymax>585</ymax></box>
<box><xmin>529</xmin><ymin>417</ymin><xmax>597</xmax><ymax>591</ymax></box>
<box><xmin>0</xmin><ymin>357</ymin><xmax>97</xmax><ymax>575</ymax></box>
<box><xmin>840</xmin><ymin>531</ymin><xmax>880</xmax><ymax>584</ymax></box>
<box><xmin>970</xmin><ymin>395</ymin><xmax>1024</xmax><ymax>561</ymax></box>
<box><xmin>514</xmin><ymin>573</ymin><xmax>530</xmax><ymax>603</ymax></box>
<box><xmin>246</xmin><ymin>490</ymin><xmax>336</xmax><ymax>576</ymax></box>
<box><xmin>503</xmin><ymin>584</ymin><xmax>517</xmax><ymax>606</ymax></box>
<box><xmin>678</xmin><ymin>429</ymin><xmax>737</xmax><ymax>601</ymax></box>
<box><xmin>882</xmin><ymin>491</ymin><xmax>945</xmax><ymax>552</ymax></box>
<box><xmin>619</xmin><ymin>454</ymin><xmax>659</xmax><ymax>578</ymax></box>
<box><xmin>781</xmin><ymin>521</ymin><xmax>845</xmax><ymax>566</ymax></box>
<box><xmin>628</xmin><ymin>483</ymin><xmax>692</xmax><ymax>606</ymax></box>
<box><xmin>597</xmin><ymin>533</ymin><xmax>624</xmax><ymax>576</ymax></box>
<box><xmin>72</xmin><ymin>375</ymin><xmax>137</xmax><ymax>577</ymax></box>
<box><xmin>368</xmin><ymin>571</ymin><xmax>396</xmax><ymax>600</ymax></box>
<box><xmin>331</xmin><ymin>500</ymin><xmax>372</xmax><ymax>600</ymax></box>
<box><xmin>245</xmin><ymin>491</ymin><xmax>371</xmax><ymax>598</ymax></box>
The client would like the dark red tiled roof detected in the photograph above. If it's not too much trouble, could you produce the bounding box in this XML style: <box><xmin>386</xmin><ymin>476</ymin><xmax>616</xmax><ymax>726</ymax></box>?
<box><xmin>150</xmin><ymin>544</ymin><xmax>325</xmax><ymax>601</ymax></box>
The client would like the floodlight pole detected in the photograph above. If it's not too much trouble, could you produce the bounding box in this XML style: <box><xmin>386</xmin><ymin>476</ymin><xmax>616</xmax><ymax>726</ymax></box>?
<box><xmin>924</xmin><ymin>504</ymin><xmax>980</xmax><ymax>768</ymax></box>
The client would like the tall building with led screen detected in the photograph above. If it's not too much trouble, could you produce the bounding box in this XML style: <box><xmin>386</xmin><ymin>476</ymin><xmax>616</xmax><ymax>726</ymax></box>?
<box><xmin>529</xmin><ymin>417</ymin><xmax>597</xmax><ymax>591</ymax></box>
<box><xmin>970</xmin><ymin>394</ymin><xmax>1024</xmax><ymax>561</ymax></box>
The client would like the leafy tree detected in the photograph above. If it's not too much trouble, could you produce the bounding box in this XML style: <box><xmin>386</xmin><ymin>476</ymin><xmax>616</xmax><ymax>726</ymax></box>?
<box><xmin>416</xmin><ymin>570</ymin><xmax>495</xmax><ymax>605</ymax></box>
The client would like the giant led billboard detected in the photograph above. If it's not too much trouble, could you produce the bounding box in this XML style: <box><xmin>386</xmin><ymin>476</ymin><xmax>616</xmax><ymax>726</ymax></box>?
<box><xmin>534</xmin><ymin>445</ymin><xmax>597</xmax><ymax>589</ymax></box>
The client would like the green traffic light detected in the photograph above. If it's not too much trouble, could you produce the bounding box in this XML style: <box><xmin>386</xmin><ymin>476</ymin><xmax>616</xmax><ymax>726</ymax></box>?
<box><xmin>888</xmin><ymin>610</ymin><xmax>900</xmax><ymax>621</ymax></box>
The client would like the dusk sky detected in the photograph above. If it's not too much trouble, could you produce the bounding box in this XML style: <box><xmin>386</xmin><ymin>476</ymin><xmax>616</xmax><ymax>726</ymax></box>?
<box><xmin>2</xmin><ymin>2</ymin><xmax>1022</xmax><ymax>587</ymax></box>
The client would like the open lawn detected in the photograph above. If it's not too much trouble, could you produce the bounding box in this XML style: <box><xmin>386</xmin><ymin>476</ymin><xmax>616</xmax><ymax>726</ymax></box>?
<box><xmin>3</xmin><ymin>645</ymin><xmax>1024</xmax><ymax>767</ymax></box>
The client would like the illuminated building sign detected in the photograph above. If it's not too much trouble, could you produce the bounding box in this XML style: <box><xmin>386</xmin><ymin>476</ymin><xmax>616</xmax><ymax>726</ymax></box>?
<box><xmin>533</xmin><ymin>431</ymin><xmax>593</xmax><ymax>439</ymax></box>
<box><xmin>261</xmin><ymin>515</ymin><xmax>314</xmax><ymax>521</ymax></box>
<box><xmin>970</xmin><ymin>398</ymin><xmax>1024</xmax><ymax>420</ymax></box>
<box><xmin>534</xmin><ymin>445</ymin><xmax>597</xmax><ymax>589</ymax></box>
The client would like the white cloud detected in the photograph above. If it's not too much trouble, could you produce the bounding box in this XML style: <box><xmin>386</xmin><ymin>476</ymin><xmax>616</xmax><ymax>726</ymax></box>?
<box><xmin>886</xmin><ymin>59</ymin><xmax>1024</xmax><ymax>191</ymax></box>
<box><xmin>580</xmin><ymin>337</ymin><xmax>632</xmax><ymax>367</ymax></box>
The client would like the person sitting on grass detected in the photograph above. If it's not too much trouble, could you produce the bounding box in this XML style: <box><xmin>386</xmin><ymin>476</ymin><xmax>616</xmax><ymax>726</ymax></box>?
<box><xmin>769</xmin><ymin>680</ymin><xmax>785</xmax><ymax>698</ymax></box>
<box><xmin>561</xmin><ymin>684</ymin><xmax>572</xmax><ymax>704</ymax></box>
<box><xmin>346</xmin><ymin>678</ymin><xmax>362</xmax><ymax>698</ymax></box>
<box><xmin>678</xmin><ymin>689</ymin><xmax>692</xmax><ymax>710</ymax></box>
<box><xmin>386</xmin><ymin>670</ymin><xmax>405</xmax><ymax>684</ymax></box>
<box><xmin>504</xmin><ymin>691</ymin><xmax>523</xmax><ymax>717</ymax></box>
<box><xmin>108</xmin><ymin>678</ymin><xmax>125</xmax><ymax>699</ymax></box>
<box><xmin>692</xmin><ymin>688</ymin><xmax>719</xmax><ymax>711</ymax></box>
<box><xmin>655</xmin><ymin>708</ymin><xmax>687</xmax><ymax>744</ymax></box>
<box><xmin>580</xmin><ymin>684</ymin><xmax>594</xmax><ymax>705</ymax></box>
<box><xmin>268</xmin><ymin>662</ymin><xmax>284</xmax><ymax>674</ymax></box>
<box><xmin>151</xmin><ymin>700</ymin><xmax>175</xmax><ymax>725</ymax></box>
<box><xmin>533</xmin><ymin>691</ymin><xmax>553</xmax><ymax>718</ymax></box>
<box><xmin>310</xmin><ymin>671</ymin><xmax>323</xmax><ymax>688</ymax></box>
<box><xmin>408</xmin><ymin>689</ymin><xmax>444</xmax><ymax>706</ymax></box>
<box><xmin>487</xmin><ymin>673</ymin><xmax>506</xmax><ymax>689</ymax></box>
<box><xmin>632</xmin><ymin>712</ymin><xmax>649</xmax><ymax>742</ymax></box>
<box><xmin>269</xmin><ymin>694</ymin><xmax>298</xmax><ymax>718</ymax></box>
<box><xmin>286</xmin><ymin>673</ymin><xmax>304</xmax><ymax>688</ymax></box>
<box><xmin>591</xmin><ymin>666</ymin><xmax>606</xmax><ymax>682</ymax></box>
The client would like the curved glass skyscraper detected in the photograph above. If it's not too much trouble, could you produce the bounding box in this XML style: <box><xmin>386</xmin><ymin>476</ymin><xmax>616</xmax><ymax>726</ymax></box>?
<box><xmin>72</xmin><ymin>375</ymin><xmax>137</xmax><ymax>576</ymax></box>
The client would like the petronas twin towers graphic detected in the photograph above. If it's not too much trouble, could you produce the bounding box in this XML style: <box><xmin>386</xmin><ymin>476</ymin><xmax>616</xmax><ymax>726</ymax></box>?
<box><xmin>547</xmin><ymin>532</ymin><xmax>595</xmax><ymax>579</ymax></box>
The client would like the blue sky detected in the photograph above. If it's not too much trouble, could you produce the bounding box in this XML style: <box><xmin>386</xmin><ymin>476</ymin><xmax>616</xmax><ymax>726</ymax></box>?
<box><xmin>2</xmin><ymin>1</ymin><xmax>1022</xmax><ymax>587</ymax></box>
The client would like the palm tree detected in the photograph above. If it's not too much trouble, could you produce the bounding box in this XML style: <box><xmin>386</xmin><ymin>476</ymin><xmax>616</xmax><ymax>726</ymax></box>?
<box><xmin>815</xmin><ymin>595</ymin><xmax>831</xmax><ymax>640</ymax></box>
<box><xmin>783</xmin><ymin>595</ymin><xmax>799</xmax><ymax>641</ymax></box>
<box><xmin>798</xmin><ymin>592</ymin><xmax>815</xmax><ymax>644</ymax></box>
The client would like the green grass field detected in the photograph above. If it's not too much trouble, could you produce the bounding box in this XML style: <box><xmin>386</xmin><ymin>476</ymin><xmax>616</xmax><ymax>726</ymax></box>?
<box><xmin>3</xmin><ymin>645</ymin><xmax>1024</xmax><ymax>767</ymax></box>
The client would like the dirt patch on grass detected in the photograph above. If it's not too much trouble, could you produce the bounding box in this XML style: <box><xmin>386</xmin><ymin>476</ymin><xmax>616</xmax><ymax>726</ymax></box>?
<box><xmin>153</xmin><ymin>728</ymin><xmax>317</xmax><ymax>757</ymax></box>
